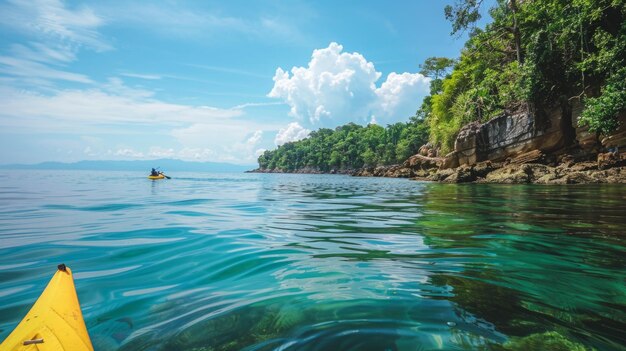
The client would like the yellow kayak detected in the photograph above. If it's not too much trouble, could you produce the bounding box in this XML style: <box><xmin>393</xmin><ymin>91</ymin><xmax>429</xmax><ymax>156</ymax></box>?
<box><xmin>147</xmin><ymin>174</ymin><xmax>165</xmax><ymax>179</ymax></box>
<box><xmin>0</xmin><ymin>264</ymin><xmax>93</xmax><ymax>351</ymax></box>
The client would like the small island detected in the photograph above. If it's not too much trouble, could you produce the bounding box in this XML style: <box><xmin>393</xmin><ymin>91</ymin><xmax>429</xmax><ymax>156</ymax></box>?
<box><xmin>251</xmin><ymin>0</ymin><xmax>625</xmax><ymax>184</ymax></box>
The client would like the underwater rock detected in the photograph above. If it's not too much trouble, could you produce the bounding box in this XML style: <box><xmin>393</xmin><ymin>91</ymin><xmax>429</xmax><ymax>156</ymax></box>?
<box><xmin>423</xmin><ymin>162</ymin><xmax>626</xmax><ymax>184</ymax></box>
<box><xmin>499</xmin><ymin>331</ymin><xmax>593</xmax><ymax>351</ymax></box>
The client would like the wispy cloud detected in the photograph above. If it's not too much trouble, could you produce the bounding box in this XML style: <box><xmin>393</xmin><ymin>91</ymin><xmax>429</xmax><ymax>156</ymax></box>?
<box><xmin>0</xmin><ymin>78</ymin><xmax>282</xmax><ymax>163</ymax></box>
<box><xmin>10</xmin><ymin>43</ymin><xmax>77</xmax><ymax>64</ymax></box>
<box><xmin>187</xmin><ymin>64</ymin><xmax>269</xmax><ymax>79</ymax></box>
<box><xmin>115</xmin><ymin>148</ymin><xmax>144</xmax><ymax>158</ymax></box>
<box><xmin>0</xmin><ymin>1</ymin><xmax>310</xmax><ymax>164</ymax></box>
<box><xmin>119</xmin><ymin>72</ymin><xmax>162</xmax><ymax>80</ymax></box>
<box><xmin>169</xmin><ymin>124</ymin><xmax>266</xmax><ymax>163</ymax></box>
<box><xmin>0</xmin><ymin>0</ymin><xmax>110</xmax><ymax>88</ymax></box>
<box><xmin>0</xmin><ymin>81</ymin><xmax>241</xmax><ymax>132</ymax></box>
<box><xmin>96</xmin><ymin>3</ymin><xmax>251</xmax><ymax>39</ymax></box>
<box><xmin>0</xmin><ymin>54</ymin><xmax>93</xmax><ymax>84</ymax></box>
<box><xmin>259</xmin><ymin>17</ymin><xmax>305</xmax><ymax>43</ymax></box>
<box><xmin>94</xmin><ymin>2</ymin><xmax>308</xmax><ymax>44</ymax></box>
<box><xmin>232</xmin><ymin>102</ymin><xmax>285</xmax><ymax>109</ymax></box>
<box><xmin>0</xmin><ymin>0</ymin><xmax>111</xmax><ymax>52</ymax></box>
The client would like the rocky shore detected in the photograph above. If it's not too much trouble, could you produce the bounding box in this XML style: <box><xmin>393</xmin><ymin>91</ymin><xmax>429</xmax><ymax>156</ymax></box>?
<box><xmin>251</xmin><ymin>106</ymin><xmax>626</xmax><ymax>184</ymax></box>
<box><xmin>401</xmin><ymin>104</ymin><xmax>626</xmax><ymax>183</ymax></box>
<box><xmin>352</xmin><ymin>159</ymin><xmax>625</xmax><ymax>184</ymax></box>
<box><xmin>248</xmin><ymin>158</ymin><xmax>626</xmax><ymax>184</ymax></box>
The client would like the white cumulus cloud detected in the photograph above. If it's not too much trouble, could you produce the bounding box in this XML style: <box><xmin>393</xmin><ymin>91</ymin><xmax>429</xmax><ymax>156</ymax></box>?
<box><xmin>375</xmin><ymin>72</ymin><xmax>430</xmax><ymax>116</ymax></box>
<box><xmin>268</xmin><ymin>42</ymin><xmax>429</xmax><ymax>128</ymax></box>
<box><xmin>274</xmin><ymin>122</ymin><xmax>310</xmax><ymax>146</ymax></box>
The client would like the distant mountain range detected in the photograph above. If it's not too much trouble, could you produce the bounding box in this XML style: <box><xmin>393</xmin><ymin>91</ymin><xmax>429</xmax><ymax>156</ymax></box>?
<box><xmin>0</xmin><ymin>159</ymin><xmax>253</xmax><ymax>173</ymax></box>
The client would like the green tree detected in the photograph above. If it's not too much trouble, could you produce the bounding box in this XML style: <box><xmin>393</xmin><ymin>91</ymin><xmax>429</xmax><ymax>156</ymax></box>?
<box><xmin>420</xmin><ymin>57</ymin><xmax>456</xmax><ymax>80</ymax></box>
<box><xmin>444</xmin><ymin>0</ymin><xmax>485</xmax><ymax>36</ymax></box>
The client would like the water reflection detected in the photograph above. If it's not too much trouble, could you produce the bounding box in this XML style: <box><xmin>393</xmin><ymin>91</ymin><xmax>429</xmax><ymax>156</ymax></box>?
<box><xmin>420</xmin><ymin>184</ymin><xmax>626</xmax><ymax>350</ymax></box>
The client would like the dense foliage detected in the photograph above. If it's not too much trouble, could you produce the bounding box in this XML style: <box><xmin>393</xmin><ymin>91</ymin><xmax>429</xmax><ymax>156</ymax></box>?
<box><xmin>426</xmin><ymin>0</ymin><xmax>626</xmax><ymax>152</ymax></box>
<box><xmin>579</xmin><ymin>67</ymin><xmax>626</xmax><ymax>134</ymax></box>
<box><xmin>257</xmin><ymin>118</ymin><xmax>429</xmax><ymax>171</ymax></box>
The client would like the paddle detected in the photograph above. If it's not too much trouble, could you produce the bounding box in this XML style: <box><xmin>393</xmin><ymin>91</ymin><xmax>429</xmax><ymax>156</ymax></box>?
<box><xmin>156</xmin><ymin>167</ymin><xmax>171</xmax><ymax>179</ymax></box>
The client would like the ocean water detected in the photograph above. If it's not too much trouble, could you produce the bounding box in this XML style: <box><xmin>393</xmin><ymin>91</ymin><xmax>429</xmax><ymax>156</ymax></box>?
<box><xmin>0</xmin><ymin>170</ymin><xmax>624</xmax><ymax>351</ymax></box>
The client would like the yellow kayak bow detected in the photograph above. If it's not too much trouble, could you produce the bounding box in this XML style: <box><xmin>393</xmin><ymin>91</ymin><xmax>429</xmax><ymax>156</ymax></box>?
<box><xmin>0</xmin><ymin>264</ymin><xmax>94</xmax><ymax>351</ymax></box>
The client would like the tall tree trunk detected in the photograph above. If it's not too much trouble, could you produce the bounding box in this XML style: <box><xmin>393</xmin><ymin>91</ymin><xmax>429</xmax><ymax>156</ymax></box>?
<box><xmin>510</xmin><ymin>0</ymin><xmax>524</xmax><ymax>64</ymax></box>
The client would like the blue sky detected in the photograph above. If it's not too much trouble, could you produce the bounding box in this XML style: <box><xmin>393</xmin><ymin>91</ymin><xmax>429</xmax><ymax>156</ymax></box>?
<box><xmin>0</xmin><ymin>0</ymin><xmax>489</xmax><ymax>165</ymax></box>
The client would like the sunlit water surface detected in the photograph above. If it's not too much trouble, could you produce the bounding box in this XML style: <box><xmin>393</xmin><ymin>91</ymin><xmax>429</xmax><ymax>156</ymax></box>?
<box><xmin>0</xmin><ymin>170</ymin><xmax>624</xmax><ymax>351</ymax></box>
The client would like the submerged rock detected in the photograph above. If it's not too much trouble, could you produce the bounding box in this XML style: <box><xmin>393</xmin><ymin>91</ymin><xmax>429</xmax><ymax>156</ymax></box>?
<box><xmin>353</xmin><ymin>165</ymin><xmax>415</xmax><ymax>178</ymax></box>
<box><xmin>441</xmin><ymin>166</ymin><xmax>476</xmax><ymax>183</ymax></box>
<box><xmin>499</xmin><ymin>331</ymin><xmax>593</xmax><ymax>351</ymax></box>
<box><xmin>481</xmin><ymin>164</ymin><xmax>549</xmax><ymax>184</ymax></box>
<box><xmin>420</xmin><ymin>160</ymin><xmax>626</xmax><ymax>184</ymax></box>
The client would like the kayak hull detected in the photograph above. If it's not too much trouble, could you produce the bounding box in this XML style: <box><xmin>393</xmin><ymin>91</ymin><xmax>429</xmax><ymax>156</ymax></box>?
<box><xmin>148</xmin><ymin>175</ymin><xmax>165</xmax><ymax>179</ymax></box>
<box><xmin>0</xmin><ymin>265</ymin><xmax>94</xmax><ymax>351</ymax></box>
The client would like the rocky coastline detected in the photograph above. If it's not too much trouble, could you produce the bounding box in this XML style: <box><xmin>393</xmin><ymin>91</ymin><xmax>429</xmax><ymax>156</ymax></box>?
<box><xmin>352</xmin><ymin>159</ymin><xmax>625</xmax><ymax>184</ymax></box>
<box><xmin>249</xmin><ymin>159</ymin><xmax>626</xmax><ymax>184</ymax></box>
<box><xmin>251</xmin><ymin>105</ymin><xmax>626</xmax><ymax>184</ymax></box>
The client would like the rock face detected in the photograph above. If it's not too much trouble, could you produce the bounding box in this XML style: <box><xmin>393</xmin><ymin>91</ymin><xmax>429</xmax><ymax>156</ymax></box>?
<box><xmin>446</xmin><ymin>109</ymin><xmax>565</xmax><ymax>168</ymax></box>
<box><xmin>443</xmin><ymin>104</ymin><xmax>626</xmax><ymax>169</ymax></box>
<box><xmin>410</xmin><ymin>104</ymin><xmax>626</xmax><ymax>184</ymax></box>
<box><xmin>418</xmin><ymin>143</ymin><xmax>439</xmax><ymax>157</ymax></box>
<box><xmin>402</xmin><ymin>154</ymin><xmax>443</xmax><ymax>170</ymax></box>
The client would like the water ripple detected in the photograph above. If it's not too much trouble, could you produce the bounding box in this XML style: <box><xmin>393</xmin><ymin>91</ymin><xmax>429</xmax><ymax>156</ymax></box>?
<box><xmin>0</xmin><ymin>171</ymin><xmax>624</xmax><ymax>351</ymax></box>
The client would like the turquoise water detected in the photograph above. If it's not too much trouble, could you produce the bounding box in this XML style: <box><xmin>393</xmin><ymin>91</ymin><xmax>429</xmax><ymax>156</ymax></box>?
<box><xmin>0</xmin><ymin>170</ymin><xmax>624</xmax><ymax>351</ymax></box>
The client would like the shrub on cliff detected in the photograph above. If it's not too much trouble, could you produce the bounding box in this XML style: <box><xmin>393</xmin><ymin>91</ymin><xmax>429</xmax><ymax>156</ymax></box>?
<box><xmin>579</xmin><ymin>67</ymin><xmax>626</xmax><ymax>135</ymax></box>
<box><xmin>498</xmin><ymin>331</ymin><xmax>593</xmax><ymax>351</ymax></box>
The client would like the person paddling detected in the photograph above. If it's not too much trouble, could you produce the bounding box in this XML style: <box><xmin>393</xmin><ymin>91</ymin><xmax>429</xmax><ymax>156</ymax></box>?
<box><xmin>150</xmin><ymin>168</ymin><xmax>159</xmax><ymax>176</ymax></box>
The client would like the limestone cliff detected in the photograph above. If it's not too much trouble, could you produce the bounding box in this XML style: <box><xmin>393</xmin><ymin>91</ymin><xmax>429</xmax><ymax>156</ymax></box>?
<box><xmin>444</xmin><ymin>103</ymin><xmax>625</xmax><ymax>168</ymax></box>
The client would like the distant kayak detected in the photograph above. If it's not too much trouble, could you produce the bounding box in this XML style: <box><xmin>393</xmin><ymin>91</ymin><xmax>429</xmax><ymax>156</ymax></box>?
<box><xmin>148</xmin><ymin>171</ymin><xmax>170</xmax><ymax>180</ymax></box>
<box><xmin>0</xmin><ymin>264</ymin><xmax>94</xmax><ymax>351</ymax></box>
